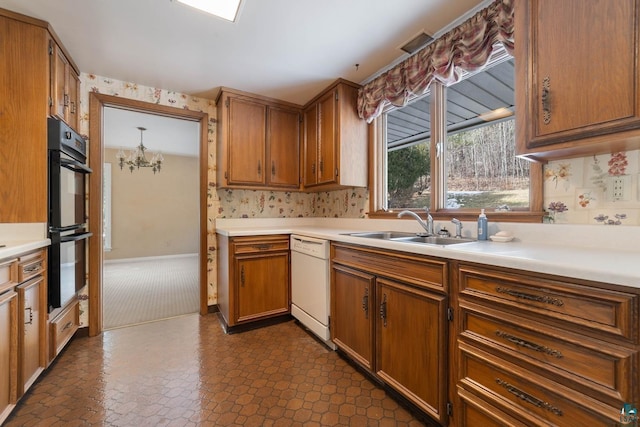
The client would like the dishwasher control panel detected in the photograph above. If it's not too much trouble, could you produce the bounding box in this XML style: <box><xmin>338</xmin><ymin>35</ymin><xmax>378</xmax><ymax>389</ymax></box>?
<box><xmin>290</xmin><ymin>235</ymin><xmax>329</xmax><ymax>259</ymax></box>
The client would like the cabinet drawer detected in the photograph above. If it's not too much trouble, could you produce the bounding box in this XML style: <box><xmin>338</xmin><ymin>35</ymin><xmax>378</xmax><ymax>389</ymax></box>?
<box><xmin>17</xmin><ymin>251</ymin><xmax>45</xmax><ymax>283</ymax></box>
<box><xmin>459</xmin><ymin>342</ymin><xmax>621</xmax><ymax>426</ymax></box>
<box><xmin>460</xmin><ymin>300</ymin><xmax>636</xmax><ymax>404</ymax></box>
<box><xmin>458</xmin><ymin>264</ymin><xmax>638</xmax><ymax>341</ymax></box>
<box><xmin>50</xmin><ymin>299</ymin><xmax>79</xmax><ymax>359</ymax></box>
<box><xmin>0</xmin><ymin>258</ymin><xmax>17</xmax><ymax>294</ymax></box>
<box><xmin>457</xmin><ymin>387</ymin><xmax>529</xmax><ymax>427</ymax></box>
<box><xmin>232</xmin><ymin>236</ymin><xmax>289</xmax><ymax>254</ymax></box>
<box><xmin>332</xmin><ymin>243</ymin><xmax>447</xmax><ymax>293</ymax></box>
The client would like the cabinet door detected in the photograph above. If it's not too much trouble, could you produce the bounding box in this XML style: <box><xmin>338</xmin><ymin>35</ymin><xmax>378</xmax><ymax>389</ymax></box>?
<box><xmin>235</xmin><ymin>252</ymin><xmax>289</xmax><ymax>323</ymax></box>
<box><xmin>303</xmin><ymin>104</ymin><xmax>318</xmax><ymax>187</ymax></box>
<box><xmin>17</xmin><ymin>276</ymin><xmax>46</xmax><ymax>395</ymax></box>
<box><xmin>525</xmin><ymin>0</ymin><xmax>639</xmax><ymax>147</ymax></box>
<box><xmin>376</xmin><ymin>278</ymin><xmax>447</xmax><ymax>423</ymax></box>
<box><xmin>227</xmin><ymin>97</ymin><xmax>266</xmax><ymax>186</ymax></box>
<box><xmin>267</xmin><ymin>106</ymin><xmax>300</xmax><ymax>188</ymax></box>
<box><xmin>67</xmin><ymin>70</ymin><xmax>80</xmax><ymax>131</ymax></box>
<box><xmin>318</xmin><ymin>89</ymin><xmax>337</xmax><ymax>184</ymax></box>
<box><xmin>0</xmin><ymin>291</ymin><xmax>18</xmax><ymax>424</ymax></box>
<box><xmin>50</xmin><ymin>42</ymin><xmax>69</xmax><ymax>122</ymax></box>
<box><xmin>331</xmin><ymin>265</ymin><xmax>374</xmax><ymax>370</ymax></box>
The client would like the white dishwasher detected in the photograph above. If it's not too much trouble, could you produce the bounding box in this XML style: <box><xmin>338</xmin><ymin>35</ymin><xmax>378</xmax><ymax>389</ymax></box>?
<box><xmin>290</xmin><ymin>234</ymin><xmax>335</xmax><ymax>350</ymax></box>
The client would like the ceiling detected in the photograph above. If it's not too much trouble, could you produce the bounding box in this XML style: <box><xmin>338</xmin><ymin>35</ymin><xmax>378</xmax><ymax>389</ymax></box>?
<box><xmin>0</xmin><ymin>0</ymin><xmax>489</xmax><ymax>106</ymax></box>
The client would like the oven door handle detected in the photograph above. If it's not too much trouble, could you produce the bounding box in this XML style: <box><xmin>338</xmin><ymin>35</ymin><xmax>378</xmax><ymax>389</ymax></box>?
<box><xmin>61</xmin><ymin>157</ymin><xmax>93</xmax><ymax>174</ymax></box>
<box><xmin>50</xmin><ymin>224</ymin><xmax>86</xmax><ymax>233</ymax></box>
<box><xmin>60</xmin><ymin>231</ymin><xmax>93</xmax><ymax>243</ymax></box>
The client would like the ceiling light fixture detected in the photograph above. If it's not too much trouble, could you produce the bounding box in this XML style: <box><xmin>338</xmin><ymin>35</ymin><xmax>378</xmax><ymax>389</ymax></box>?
<box><xmin>116</xmin><ymin>127</ymin><xmax>164</xmax><ymax>174</ymax></box>
<box><xmin>177</xmin><ymin>0</ymin><xmax>241</xmax><ymax>22</ymax></box>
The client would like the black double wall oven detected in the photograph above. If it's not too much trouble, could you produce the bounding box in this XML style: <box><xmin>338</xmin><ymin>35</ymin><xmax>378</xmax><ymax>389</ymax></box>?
<box><xmin>48</xmin><ymin>118</ymin><xmax>92</xmax><ymax>312</ymax></box>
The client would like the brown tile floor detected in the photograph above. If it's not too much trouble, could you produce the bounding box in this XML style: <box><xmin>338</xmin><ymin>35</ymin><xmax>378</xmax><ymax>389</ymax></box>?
<box><xmin>5</xmin><ymin>314</ymin><xmax>428</xmax><ymax>426</ymax></box>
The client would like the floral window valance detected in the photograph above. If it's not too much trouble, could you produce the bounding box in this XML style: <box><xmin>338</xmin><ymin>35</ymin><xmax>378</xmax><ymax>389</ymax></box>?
<box><xmin>357</xmin><ymin>0</ymin><xmax>514</xmax><ymax>123</ymax></box>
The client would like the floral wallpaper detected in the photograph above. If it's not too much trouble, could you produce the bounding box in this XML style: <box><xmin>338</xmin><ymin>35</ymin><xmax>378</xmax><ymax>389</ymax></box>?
<box><xmin>543</xmin><ymin>150</ymin><xmax>640</xmax><ymax>225</ymax></box>
<box><xmin>76</xmin><ymin>73</ymin><xmax>369</xmax><ymax>326</ymax></box>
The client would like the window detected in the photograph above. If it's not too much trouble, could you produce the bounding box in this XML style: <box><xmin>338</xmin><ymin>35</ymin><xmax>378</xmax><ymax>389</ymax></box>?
<box><xmin>375</xmin><ymin>53</ymin><xmax>539</xmax><ymax>220</ymax></box>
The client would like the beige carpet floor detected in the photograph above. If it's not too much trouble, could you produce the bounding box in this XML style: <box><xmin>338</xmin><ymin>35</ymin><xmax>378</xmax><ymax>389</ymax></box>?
<box><xmin>103</xmin><ymin>254</ymin><xmax>199</xmax><ymax>329</ymax></box>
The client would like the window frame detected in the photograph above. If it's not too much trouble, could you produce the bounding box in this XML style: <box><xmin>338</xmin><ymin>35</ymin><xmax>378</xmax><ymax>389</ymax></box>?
<box><xmin>368</xmin><ymin>79</ymin><xmax>544</xmax><ymax>223</ymax></box>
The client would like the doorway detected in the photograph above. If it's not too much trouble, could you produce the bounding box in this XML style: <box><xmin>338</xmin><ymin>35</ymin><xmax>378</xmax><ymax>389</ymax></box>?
<box><xmin>88</xmin><ymin>93</ymin><xmax>209</xmax><ymax>336</ymax></box>
<box><xmin>102</xmin><ymin>107</ymin><xmax>201</xmax><ymax>329</ymax></box>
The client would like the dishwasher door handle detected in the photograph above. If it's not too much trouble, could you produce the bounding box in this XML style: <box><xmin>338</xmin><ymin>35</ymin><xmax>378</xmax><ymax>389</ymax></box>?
<box><xmin>292</xmin><ymin>237</ymin><xmax>325</xmax><ymax>246</ymax></box>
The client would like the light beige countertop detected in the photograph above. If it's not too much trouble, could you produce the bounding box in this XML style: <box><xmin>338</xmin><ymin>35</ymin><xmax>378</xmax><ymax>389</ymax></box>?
<box><xmin>0</xmin><ymin>223</ymin><xmax>50</xmax><ymax>259</ymax></box>
<box><xmin>216</xmin><ymin>218</ymin><xmax>640</xmax><ymax>289</ymax></box>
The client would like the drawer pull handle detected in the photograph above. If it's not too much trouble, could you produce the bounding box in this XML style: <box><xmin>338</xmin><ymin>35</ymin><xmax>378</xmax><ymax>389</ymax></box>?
<box><xmin>24</xmin><ymin>263</ymin><xmax>41</xmax><ymax>273</ymax></box>
<box><xmin>252</xmin><ymin>244</ymin><xmax>272</xmax><ymax>251</ymax></box>
<box><xmin>380</xmin><ymin>293</ymin><xmax>387</xmax><ymax>327</ymax></box>
<box><xmin>240</xmin><ymin>266</ymin><xmax>245</xmax><ymax>287</ymax></box>
<box><xmin>495</xmin><ymin>287</ymin><xmax>564</xmax><ymax>307</ymax></box>
<box><xmin>62</xmin><ymin>321</ymin><xmax>73</xmax><ymax>332</ymax></box>
<box><xmin>495</xmin><ymin>330</ymin><xmax>563</xmax><ymax>358</ymax></box>
<box><xmin>25</xmin><ymin>307</ymin><xmax>33</xmax><ymax>325</ymax></box>
<box><xmin>496</xmin><ymin>378</ymin><xmax>563</xmax><ymax>416</ymax></box>
<box><xmin>362</xmin><ymin>288</ymin><xmax>369</xmax><ymax>319</ymax></box>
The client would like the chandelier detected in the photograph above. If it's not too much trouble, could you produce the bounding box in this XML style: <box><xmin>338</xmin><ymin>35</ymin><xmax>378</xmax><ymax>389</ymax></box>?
<box><xmin>115</xmin><ymin>127</ymin><xmax>164</xmax><ymax>174</ymax></box>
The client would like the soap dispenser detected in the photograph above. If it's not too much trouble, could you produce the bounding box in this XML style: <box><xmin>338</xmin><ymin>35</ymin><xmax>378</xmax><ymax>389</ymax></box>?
<box><xmin>477</xmin><ymin>209</ymin><xmax>488</xmax><ymax>240</ymax></box>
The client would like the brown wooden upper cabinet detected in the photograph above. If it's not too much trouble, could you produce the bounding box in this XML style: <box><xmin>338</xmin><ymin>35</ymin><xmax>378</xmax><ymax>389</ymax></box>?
<box><xmin>50</xmin><ymin>38</ymin><xmax>80</xmax><ymax>132</ymax></box>
<box><xmin>302</xmin><ymin>79</ymin><xmax>368</xmax><ymax>190</ymax></box>
<box><xmin>216</xmin><ymin>88</ymin><xmax>301</xmax><ymax>190</ymax></box>
<box><xmin>0</xmin><ymin>9</ymin><xmax>79</xmax><ymax>222</ymax></box>
<box><xmin>515</xmin><ymin>0</ymin><xmax>640</xmax><ymax>160</ymax></box>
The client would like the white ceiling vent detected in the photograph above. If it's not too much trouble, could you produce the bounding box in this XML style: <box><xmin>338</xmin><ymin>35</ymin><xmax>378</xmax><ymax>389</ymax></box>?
<box><xmin>400</xmin><ymin>31</ymin><xmax>434</xmax><ymax>54</ymax></box>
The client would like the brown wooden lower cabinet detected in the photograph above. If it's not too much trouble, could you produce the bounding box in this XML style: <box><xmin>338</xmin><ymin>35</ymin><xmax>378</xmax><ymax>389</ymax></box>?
<box><xmin>0</xmin><ymin>290</ymin><xmax>18</xmax><ymax>425</ymax></box>
<box><xmin>49</xmin><ymin>297</ymin><xmax>79</xmax><ymax>360</ymax></box>
<box><xmin>331</xmin><ymin>243</ymin><xmax>448</xmax><ymax>425</ymax></box>
<box><xmin>0</xmin><ymin>248</ymin><xmax>50</xmax><ymax>425</ymax></box>
<box><xmin>332</xmin><ymin>264</ymin><xmax>374</xmax><ymax>370</ymax></box>
<box><xmin>217</xmin><ymin>234</ymin><xmax>290</xmax><ymax>330</ymax></box>
<box><xmin>451</xmin><ymin>261</ymin><xmax>640</xmax><ymax>427</ymax></box>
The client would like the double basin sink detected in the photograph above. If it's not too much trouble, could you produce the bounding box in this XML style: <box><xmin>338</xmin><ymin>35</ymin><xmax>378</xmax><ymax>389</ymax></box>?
<box><xmin>345</xmin><ymin>231</ymin><xmax>475</xmax><ymax>246</ymax></box>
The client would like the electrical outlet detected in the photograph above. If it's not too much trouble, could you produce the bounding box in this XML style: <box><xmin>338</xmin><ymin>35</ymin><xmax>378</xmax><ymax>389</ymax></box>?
<box><xmin>607</xmin><ymin>175</ymin><xmax>631</xmax><ymax>201</ymax></box>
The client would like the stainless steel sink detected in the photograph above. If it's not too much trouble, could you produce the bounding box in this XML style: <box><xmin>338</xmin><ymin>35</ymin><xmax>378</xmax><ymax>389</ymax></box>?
<box><xmin>346</xmin><ymin>231</ymin><xmax>417</xmax><ymax>239</ymax></box>
<box><xmin>392</xmin><ymin>236</ymin><xmax>475</xmax><ymax>245</ymax></box>
<box><xmin>345</xmin><ymin>231</ymin><xmax>475</xmax><ymax>246</ymax></box>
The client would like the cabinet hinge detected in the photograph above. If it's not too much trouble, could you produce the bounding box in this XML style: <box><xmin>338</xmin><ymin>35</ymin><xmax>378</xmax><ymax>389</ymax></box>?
<box><xmin>48</xmin><ymin>97</ymin><xmax>53</xmax><ymax>107</ymax></box>
<box><xmin>447</xmin><ymin>402</ymin><xmax>453</xmax><ymax>417</ymax></box>
<box><xmin>447</xmin><ymin>307</ymin><xmax>454</xmax><ymax>321</ymax></box>
<box><xmin>224</xmin><ymin>171</ymin><xmax>228</xmax><ymax>179</ymax></box>
<box><xmin>48</xmin><ymin>40</ymin><xmax>53</xmax><ymax>55</ymax></box>
<box><xmin>335</xmin><ymin>91</ymin><xmax>339</xmax><ymax>101</ymax></box>
<box><xmin>335</xmin><ymin>168</ymin><xmax>339</xmax><ymax>177</ymax></box>
<box><xmin>225</xmin><ymin>98</ymin><xmax>229</xmax><ymax>108</ymax></box>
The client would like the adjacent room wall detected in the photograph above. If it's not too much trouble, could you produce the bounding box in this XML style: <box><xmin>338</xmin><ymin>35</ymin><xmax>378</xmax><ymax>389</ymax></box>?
<box><xmin>104</xmin><ymin>149</ymin><xmax>199</xmax><ymax>260</ymax></box>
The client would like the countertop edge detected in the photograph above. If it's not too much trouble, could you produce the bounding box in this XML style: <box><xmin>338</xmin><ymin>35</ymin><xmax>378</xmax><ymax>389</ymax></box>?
<box><xmin>216</xmin><ymin>226</ymin><xmax>640</xmax><ymax>289</ymax></box>
<box><xmin>0</xmin><ymin>239</ymin><xmax>51</xmax><ymax>260</ymax></box>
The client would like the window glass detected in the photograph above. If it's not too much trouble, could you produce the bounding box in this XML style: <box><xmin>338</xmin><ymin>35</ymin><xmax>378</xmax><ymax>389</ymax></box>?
<box><xmin>386</xmin><ymin>93</ymin><xmax>431</xmax><ymax>209</ymax></box>
<box><xmin>446</xmin><ymin>119</ymin><xmax>529</xmax><ymax>209</ymax></box>
<box><xmin>383</xmin><ymin>56</ymin><xmax>530</xmax><ymax>212</ymax></box>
